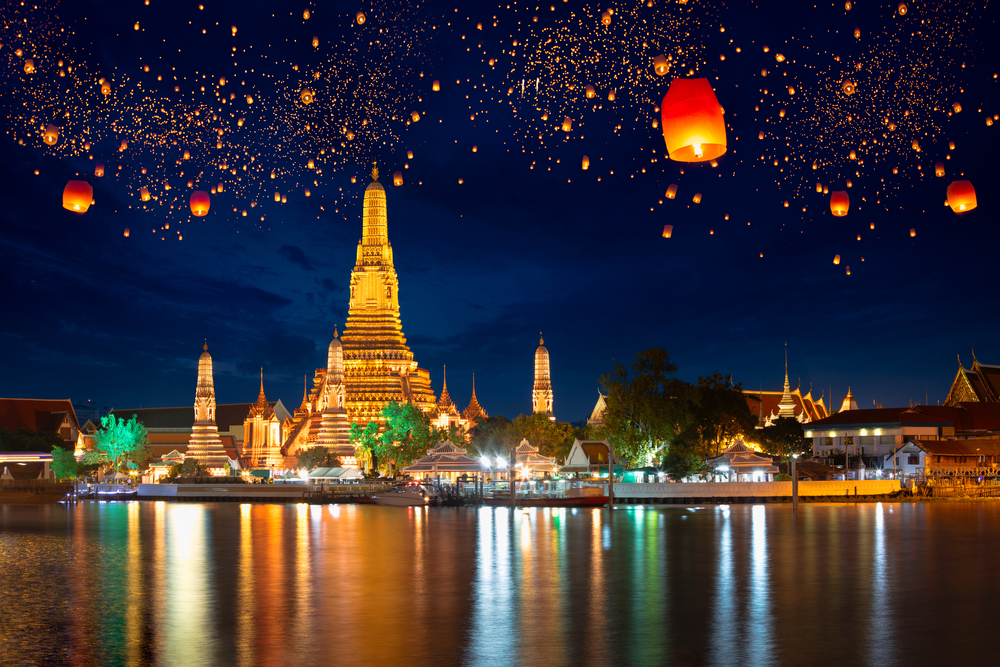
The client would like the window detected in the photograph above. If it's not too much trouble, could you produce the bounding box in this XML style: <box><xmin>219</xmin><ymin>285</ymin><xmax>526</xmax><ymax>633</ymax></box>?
<box><xmin>859</xmin><ymin>436</ymin><xmax>874</xmax><ymax>446</ymax></box>
<box><xmin>844</xmin><ymin>436</ymin><xmax>854</xmax><ymax>446</ymax></box>
<box><xmin>908</xmin><ymin>455</ymin><xmax>920</xmax><ymax>465</ymax></box>
<box><xmin>879</xmin><ymin>435</ymin><xmax>895</xmax><ymax>445</ymax></box>
<box><xmin>895</xmin><ymin>457</ymin><xmax>900</xmax><ymax>465</ymax></box>
<box><xmin>824</xmin><ymin>437</ymin><xmax>834</xmax><ymax>447</ymax></box>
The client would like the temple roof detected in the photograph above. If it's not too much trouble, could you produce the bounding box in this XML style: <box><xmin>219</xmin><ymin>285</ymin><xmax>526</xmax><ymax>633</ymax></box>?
<box><xmin>463</xmin><ymin>373</ymin><xmax>488</xmax><ymax>422</ymax></box>
<box><xmin>0</xmin><ymin>398</ymin><xmax>79</xmax><ymax>434</ymax></box>
<box><xmin>110</xmin><ymin>403</ymin><xmax>277</xmax><ymax>432</ymax></box>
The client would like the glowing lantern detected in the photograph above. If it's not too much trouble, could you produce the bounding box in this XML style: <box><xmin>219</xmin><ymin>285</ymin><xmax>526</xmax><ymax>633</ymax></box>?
<box><xmin>23</xmin><ymin>59</ymin><xmax>35</xmax><ymax>74</ymax></box>
<box><xmin>787</xmin><ymin>86</ymin><xmax>795</xmax><ymax>95</ymax></box>
<box><xmin>246</xmin><ymin>95</ymin><xmax>254</xmax><ymax>104</ymax></box>
<box><xmin>183</xmin><ymin>150</ymin><xmax>191</xmax><ymax>160</ymax></box>
<box><xmin>42</xmin><ymin>124</ymin><xmax>59</xmax><ymax>146</ymax></box>
<box><xmin>356</xmin><ymin>12</ymin><xmax>366</xmax><ymax>24</ymax></box>
<box><xmin>842</xmin><ymin>80</ymin><xmax>855</xmax><ymax>95</ymax></box>
<box><xmin>95</xmin><ymin>163</ymin><xmax>105</xmax><ymax>177</ymax></box>
<box><xmin>351</xmin><ymin>176</ymin><xmax>357</xmax><ymax>184</ymax></box>
<box><xmin>187</xmin><ymin>179</ymin><xmax>194</xmax><ymax>188</ymax></box>
<box><xmin>666</xmin><ymin>184</ymin><xmax>677</xmax><ymax>199</ymax></box>
<box><xmin>602</xmin><ymin>10</ymin><xmax>611</xmax><ymax>25</ymax></box>
<box><xmin>238</xmin><ymin>117</ymin><xmax>245</xmax><ymax>127</ymax></box>
<box><xmin>952</xmin><ymin>102</ymin><xmax>962</xmax><ymax>113</ymax></box>
<box><xmin>935</xmin><ymin>162</ymin><xmax>945</xmax><ymax>177</ymax></box>
<box><xmin>910</xmin><ymin>228</ymin><xmax>916</xmax><ymax>237</ymax></box>
<box><xmin>608</xmin><ymin>89</ymin><xmax>616</xmax><ymax>101</ymax></box>
<box><xmin>305</xmin><ymin>188</ymin><xmax>311</xmax><ymax>197</ymax></box>
<box><xmin>274</xmin><ymin>191</ymin><xmax>281</xmax><ymax>202</ymax></box>
<box><xmin>833</xmin><ymin>255</ymin><xmax>841</xmax><ymax>265</ymax></box>
<box><xmin>692</xmin><ymin>193</ymin><xmax>702</xmax><ymax>204</ymax></box>
<box><xmin>472</xmin><ymin>145</ymin><xmax>478</xmax><ymax>152</ymax></box>
<box><xmin>411</xmin><ymin>111</ymin><xmax>420</xmax><ymax>122</ymax></box>
<box><xmin>846</xmin><ymin>179</ymin><xmax>852</xmax><ymax>188</ymax></box>
<box><xmin>949</xmin><ymin>141</ymin><xmax>956</xmax><ymax>150</ymax></box>
<box><xmin>662</xmin><ymin>224</ymin><xmax>673</xmax><ymax>238</ymax></box>
<box><xmin>816</xmin><ymin>183</ymin><xmax>823</xmax><ymax>193</ymax></box>
<box><xmin>585</xmin><ymin>84</ymin><xmax>596</xmax><ymax>99</ymax></box>
<box><xmin>887</xmin><ymin>121</ymin><xmax>896</xmax><ymax>131</ymax></box>
<box><xmin>854</xmin><ymin>27</ymin><xmax>860</xmax><ymax>38</ymax></box>
<box><xmin>393</xmin><ymin>171</ymin><xmax>403</xmax><ymax>186</ymax></box>
<box><xmin>124</xmin><ymin>229</ymin><xmax>130</xmax><ymax>238</ymax></box>
<box><xmin>432</xmin><ymin>80</ymin><xmax>440</xmax><ymax>91</ymax></box>
<box><xmin>303</xmin><ymin>9</ymin><xmax>310</xmax><ymax>19</ymax></box>
<box><xmin>562</xmin><ymin>117</ymin><xmax>573</xmax><ymax>132</ymax></box>
<box><xmin>62</xmin><ymin>181</ymin><xmax>93</xmax><ymax>213</ymax></box>
<box><xmin>911</xmin><ymin>139</ymin><xmax>920</xmax><ymax>152</ymax></box>
<box><xmin>783</xmin><ymin>201</ymin><xmax>789</xmax><ymax>208</ymax></box>
<box><xmin>301</xmin><ymin>89</ymin><xmax>314</xmax><ymax>104</ymax></box>
<box><xmin>119</xmin><ymin>140</ymin><xmax>128</xmax><ymax>152</ymax></box>
<box><xmin>307</xmin><ymin>159</ymin><xmax>315</xmax><ymax>169</ymax></box>
<box><xmin>407</xmin><ymin>150</ymin><xmax>414</xmax><ymax>159</ymax></box>
<box><xmin>779</xmin><ymin>108</ymin><xmax>786</xmax><ymax>118</ymax></box>
<box><xmin>897</xmin><ymin>3</ymin><xmax>907</xmax><ymax>15</ymax></box>
<box><xmin>849</xmin><ymin>149</ymin><xmax>857</xmax><ymax>160</ymax></box>
<box><xmin>346</xmin><ymin>130</ymin><xmax>355</xmax><ymax>140</ymax></box>
<box><xmin>232</xmin><ymin>25</ymin><xmax>237</xmax><ymax>36</ymax></box>
<box><xmin>140</xmin><ymin>186</ymin><xmax>150</xmax><ymax>201</ymax></box>
<box><xmin>830</xmin><ymin>190</ymin><xmax>850</xmax><ymax>216</ymax></box>
<box><xmin>134</xmin><ymin>21</ymin><xmax>140</xmax><ymax>30</ymax></box>
<box><xmin>582</xmin><ymin>155</ymin><xmax>590</xmax><ymax>170</ymax></box>
<box><xmin>660</xmin><ymin>78</ymin><xmax>727</xmax><ymax>162</ymax></box>
<box><xmin>312</xmin><ymin>36</ymin><xmax>319</xmax><ymax>48</ymax></box>
<box><xmin>946</xmin><ymin>180</ymin><xmax>977</xmax><ymax>212</ymax></box>
<box><xmin>775</xmin><ymin>53</ymin><xmax>785</xmax><ymax>62</ymax></box>
<box><xmin>870</xmin><ymin>222</ymin><xmax>875</xmax><ymax>230</ymax></box>
<box><xmin>845</xmin><ymin>1</ymin><xmax>852</xmax><ymax>9</ymax></box>
<box><xmin>652</xmin><ymin>55</ymin><xmax>669</xmax><ymax>76</ymax></box>
<box><xmin>846</xmin><ymin>266</ymin><xmax>851</xmax><ymax>276</ymax></box>
<box><xmin>101</xmin><ymin>82</ymin><xmax>111</xmax><ymax>96</ymax></box>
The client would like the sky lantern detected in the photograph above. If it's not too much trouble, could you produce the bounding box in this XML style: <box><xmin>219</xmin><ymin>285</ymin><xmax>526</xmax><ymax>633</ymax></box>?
<box><xmin>830</xmin><ymin>191</ymin><xmax>850</xmax><ymax>216</ymax></box>
<box><xmin>101</xmin><ymin>82</ymin><xmax>111</xmax><ymax>96</ymax></box>
<box><xmin>307</xmin><ymin>158</ymin><xmax>315</xmax><ymax>169</ymax></box>
<box><xmin>411</xmin><ymin>111</ymin><xmax>420</xmax><ymax>122</ymax></box>
<box><xmin>935</xmin><ymin>162</ymin><xmax>945</xmax><ymax>177</ymax></box>
<box><xmin>301</xmin><ymin>89</ymin><xmax>314</xmax><ymax>104</ymax></box>
<box><xmin>351</xmin><ymin>176</ymin><xmax>357</xmax><ymax>184</ymax></box>
<box><xmin>246</xmin><ymin>94</ymin><xmax>254</xmax><ymax>104</ymax></box>
<box><xmin>346</xmin><ymin>130</ymin><xmax>355</xmax><ymax>140</ymax></box>
<box><xmin>585</xmin><ymin>84</ymin><xmax>596</xmax><ymax>99</ymax></box>
<box><xmin>846</xmin><ymin>266</ymin><xmax>851</xmax><ymax>276</ymax></box>
<box><xmin>119</xmin><ymin>139</ymin><xmax>128</xmax><ymax>152</ymax></box>
<box><xmin>124</xmin><ymin>228</ymin><xmax>130</xmax><ymax>238</ymax></box>
<box><xmin>833</xmin><ymin>255</ymin><xmax>841</xmax><ymax>265</ymax></box>
<box><xmin>652</xmin><ymin>55</ymin><xmax>669</xmax><ymax>76</ymax></box>
<box><xmin>854</xmin><ymin>27</ymin><xmax>860</xmax><ymax>38</ymax></box>
<box><xmin>842</xmin><ymin>80</ymin><xmax>855</xmax><ymax>95</ymax></box>
<box><xmin>62</xmin><ymin>181</ymin><xmax>93</xmax><ymax>213</ymax></box>
<box><xmin>662</xmin><ymin>224</ymin><xmax>673</xmax><ymax>238</ymax></box>
<box><xmin>815</xmin><ymin>182</ymin><xmax>823</xmax><ymax>193</ymax></box>
<box><xmin>24</xmin><ymin>59</ymin><xmax>35</xmax><ymax>74</ymax></box>
<box><xmin>562</xmin><ymin>116</ymin><xmax>573</xmax><ymax>132</ymax></box>
<box><xmin>231</xmin><ymin>25</ymin><xmax>237</xmax><ymax>36</ymax></box>
<box><xmin>303</xmin><ymin>9</ymin><xmax>311</xmax><ymax>19</ymax></box>
<box><xmin>775</xmin><ymin>53</ymin><xmax>785</xmax><ymax>62</ymax></box>
<box><xmin>140</xmin><ymin>186</ymin><xmax>150</xmax><ymax>201</ymax></box>
<box><xmin>910</xmin><ymin>228</ymin><xmax>916</xmax><ymax>237</ymax></box>
<box><xmin>432</xmin><ymin>80</ymin><xmax>440</xmax><ymax>91</ymax></box>
<box><xmin>182</xmin><ymin>149</ymin><xmax>191</xmax><ymax>160</ymax></box>
<box><xmin>393</xmin><ymin>171</ymin><xmax>403</xmax><ymax>186</ymax></box>
<box><xmin>472</xmin><ymin>145</ymin><xmax>478</xmax><ymax>152</ymax></box>
<box><xmin>42</xmin><ymin>124</ymin><xmax>59</xmax><ymax>146</ymax></box>
<box><xmin>953</xmin><ymin>102</ymin><xmax>962</xmax><ymax>113</ymax></box>
<box><xmin>304</xmin><ymin>188</ymin><xmax>311</xmax><ymax>197</ymax></box>
<box><xmin>846</xmin><ymin>178</ymin><xmax>852</xmax><ymax>188</ymax></box>
<box><xmin>666</xmin><ymin>184</ymin><xmax>677</xmax><ymax>199</ymax></box>
<box><xmin>608</xmin><ymin>89</ymin><xmax>616</xmax><ymax>101</ymax></box>
<box><xmin>356</xmin><ymin>11</ymin><xmax>366</xmax><ymax>24</ymax></box>
<box><xmin>898</xmin><ymin>3</ymin><xmax>907</xmax><ymax>15</ymax></box>
<box><xmin>602</xmin><ymin>10</ymin><xmax>611</xmax><ymax>25</ymax></box>
<box><xmin>189</xmin><ymin>191</ymin><xmax>210</xmax><ymax>216</ymax></box>
<box><xmin>660</xmin><ymin>78</ymin><xmax>727</xmax><ymax>162</ymax></box>
<box><xmin>274</xmin><ymin>191</ymin><xmax>281</xmax><ymax>202</ymax></box>
<box><xmin>94</xmin><ymin>162</ymin><xmax>105</xmax><ymax>177</ymax></box>
<box><xmin>949</xmin><ymin>141</ymin><xmax>956</xmax><ymax>150</ymax></box>
<box><xmin>582</xmin><ymin>155</ymin><xmax>590</xmax><ymax>170</ymax></box>
<box><xmin>312</xmin><ymin>36</ymin><xmax>319</xmax><ymax>48</ymax></box>
<box><xmin>946</xmin><ymin>180</ymin><xmax>977</xmax><ymax>212</ymax></box>
<box><xmin>692</xmin><ymin>193</ymin><xmax>702</xmax><ymax>204</ymax></box>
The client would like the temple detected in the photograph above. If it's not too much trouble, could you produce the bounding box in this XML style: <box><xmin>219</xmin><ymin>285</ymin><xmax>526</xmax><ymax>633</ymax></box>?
<box><xmin>340</xmin><ymin>165</ymin><xmax>438</xmax><ymax>423</ymax></box>
<box><xmin>244</xmin><ymin>370</ymin><xmax>283</xmax><ymax>469</ymax></box>
<box><xmin>186</xmin><ymin>342</ymin><xmax>230</xmax><ymax>468</ymax></box>
<box><xmin>532</xmin><ymin>335</ymin><xmax>554</xmax><ymax>420</ymax></box>
<box><xmin>462</xmin><ymin>373</ymin><xmax>488</xmax><ymax>424</ymax></box>
<box><xmin>945</xmin><ymin>351</ymin><xmax>1000</xmax><ymax>405</ymax></box>
<box><xmin>744</xmin><ymin>347</ymin><xmax>829</xmax><ymax>426</ymax></box>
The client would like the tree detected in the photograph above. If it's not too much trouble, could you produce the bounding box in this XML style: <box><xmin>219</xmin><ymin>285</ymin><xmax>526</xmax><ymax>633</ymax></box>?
<box><xmin>759</xmin><ymin>417</ymin><xmax>807</xmax><ymax>458</ymax></box>
<box><xmin>92</xmin><ymin>414</ymin><xmax>150</xmax><ymax>471</ymax></box>
<box><xmin>510</xmin><ymin>413</ymin><xmax>575</xmax><ymax>461</ymax></box>
<box><xmin>377</xmin><ymin>401</ymin><xmax>441</xmax><ymax>475</ymax></box>
<box><xmin>50</xmin><ymin>446</ymin><xmax>79</xmax><ymax>480</ymax></box>
<box><xmin>661</xmin><ymin>445</ymin><xmax>704</xmax><ymax>481</ymax></box>
<box><xmin>296</xmin><ymin>446</ymin><xmax>342</xmax><ymax>469</ymax></box>
<box><xmin>600</xmin><ymin>348</ymin><xmax>695</xmax><ymax>467</ymax></box>
<box><xmin>349</xmin><ymin>421</ymin><xmax>380</xmax><ymax>473</ymax></box>
<box><xmin>469</xmin><ymin>415</ymin><xmax>516</xmax><ymax>458</ymax></box>
<box><xmin>683</xmin><ymin>373</ymin><xmax>758</xmax><ymax>458</ymax></box>
<box><xmin>0</xmin><ymin>426</ymin><xmax>64</xmax><ymax>453</ymax></box>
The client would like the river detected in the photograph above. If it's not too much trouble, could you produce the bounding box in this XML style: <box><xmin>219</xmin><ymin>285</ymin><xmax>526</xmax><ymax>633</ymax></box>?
<box><xmin>0</xmin><ymin>501</ymin><xmax>996</xmax><ymax>666</ymax></box>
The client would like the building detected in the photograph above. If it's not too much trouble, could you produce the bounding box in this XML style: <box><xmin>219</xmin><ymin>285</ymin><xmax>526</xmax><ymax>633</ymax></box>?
<box><xmin>559</xmin><ymin>439</ymin><xmax>617</xmax><ymax>477</ymax></box>
<box><xmin>185</xmin><ymin>343</ymin><xmax>231</xmax><ymax>469</ymax></box>
<box><xmin>402</xmin><ymin>440</ymin><xmax>484</xmax><ymax>481</ymax></box>
<box><xmin>587</xmin><ymin>392</ymin><xmax>608</xmax><ymax>430</ymax></box>
<box><xmin>462</xmin><ymin>373</ymin><xmax>488</xmax><ymax>425</ymax></box>
<box><xmin>428</xmin><ymin>366</ymin><xmax>472</xmax><ymax>431</ymax></box>
<box><xmin>513</xmin><ymin>439</ymin><xmax>558</xmax><ymax>475</ymax></box>
<box><xmin>887</xmin><ymin>439</ymin><xmax>1000</xmax><ymax>479</ymax></box>
<box><xmin>340</xmin><ymin>166</ymin><xmax>438</xmax><ymax>424</ymax></box>
<box><xmin>807</xmin><ymin>408</ymin><xmax>956</xmax><ymax>459</ymax></box>
<box><xmin>744</xmin><ymin>348</ymin><xmax>829</xmax><ymax>427</ymax></box>
<box><xmin>243</xmin><ymin>372</ymin><xmax>286</xmax><ymax>469</ymax></box>
<box><xmin>945</xmin><ymin>352</ymin><xmax>1000</xmax><ymax>405</ymax></box>
<box><xmin>0</xmin><ymin>398</ymin><xmax>82</xmax><ymax>451</ymax></box>
<box><xmin>707</xmin><ymin>440</ymin><xmax>780</xmax><ymax>482</ymax></box>
<box><xmin>532</xmin><ymin>335</ymin><xmax>554</xmax><ymax>419</ymax></box>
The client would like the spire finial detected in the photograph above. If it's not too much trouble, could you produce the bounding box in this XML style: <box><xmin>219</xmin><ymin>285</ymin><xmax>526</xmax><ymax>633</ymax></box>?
<box><xmin>442</xmin><ymin>364</ymin><xmax>447</xmax><ymax>389</ymax></box>
<box><xmin>260</xmin><ymin>367</ymin><xmax>264</xmax><ymax>392</ymax></box>
<box><xmin>472</xmin><ymin>371</ymin><xmax>476</xmax><ymax>392</ymax></box>
<box><xmin>204</xmin><ymin>338</ymin><xmax>208</xmax><ymax>352</ymax></box>
<box><xmin>539</xmin><ymin>331</ymin><xmax>544</xmax><ymax>345</ymax></box>
<box><xmin>371</xmin><ymin>160</ymin><xmax>379</xmax><ymax>182</ymax></box>
<box><xmin>334</xmin><ymin>325</ymin><xmax>339</xmax><ymax>339</ymax></box>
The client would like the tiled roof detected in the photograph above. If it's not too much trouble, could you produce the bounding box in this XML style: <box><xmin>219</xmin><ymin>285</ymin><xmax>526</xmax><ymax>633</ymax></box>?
<box><xmin>110</xmin><ymin>403</ymin><xmax>266</xmax><ymax>431</ymax></box>
<box><xmin>0</xmin><ymin>398</ymin><xmax>79</xmax><ymax>433</ymax></box>
<box><xmin>911</xmin><ymin>439</ymin><xmax>1000</xmax><ymax>457</ymax></box>
<box><xmin>808</xmin><ymin>408</ymin><xmax>954</xmax><ymax>428</ymax></box>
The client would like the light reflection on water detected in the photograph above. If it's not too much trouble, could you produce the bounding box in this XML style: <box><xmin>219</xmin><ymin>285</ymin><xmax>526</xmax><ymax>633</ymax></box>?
<box><xmin>2</xmin><ymin>502</ymin><xmax>1000</xmax><ymax>666</ymax></box>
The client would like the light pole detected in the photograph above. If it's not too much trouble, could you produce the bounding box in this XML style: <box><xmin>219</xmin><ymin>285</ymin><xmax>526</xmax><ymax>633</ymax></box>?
<box><xmin>792</xmin><ymin>453</ymin><xmax>799</xmax><ymax>511</ymax></box>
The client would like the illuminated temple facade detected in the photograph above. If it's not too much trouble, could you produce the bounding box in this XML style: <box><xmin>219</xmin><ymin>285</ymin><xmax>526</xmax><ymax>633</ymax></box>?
<box><xmin>532</xmin><ymin>336</ymin><xmax>554</xmax><ymax>420</ymax></box>
<box><xmin>186</xmin><ymin>343</ymin><xmax>230</xmax><ymax>468</ymax></box>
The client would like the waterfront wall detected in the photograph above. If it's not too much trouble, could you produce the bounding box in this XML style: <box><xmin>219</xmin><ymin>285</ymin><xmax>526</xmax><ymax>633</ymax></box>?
<box><xmin>138</xmin><ymin>484</ymin><xmax>306</xmax><ymax>500</ymax></box>
<box><xmin>610</xmin><ymin>480</ymin><xmax>901</xmax><ymax>500</ymax></box>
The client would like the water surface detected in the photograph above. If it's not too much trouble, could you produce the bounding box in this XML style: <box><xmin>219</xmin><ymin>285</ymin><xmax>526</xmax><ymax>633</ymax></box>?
<box><xmin>0</xmin><ymin>501</ymin><xmax>995</xmax><ymax>666</ymax></box>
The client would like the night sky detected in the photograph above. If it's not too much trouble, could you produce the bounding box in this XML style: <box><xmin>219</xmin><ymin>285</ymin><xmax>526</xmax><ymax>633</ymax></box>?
<box><xmin>1</xmin><ymin>0</ymin><xmax>998</xmax><ymax>423</ymax></box>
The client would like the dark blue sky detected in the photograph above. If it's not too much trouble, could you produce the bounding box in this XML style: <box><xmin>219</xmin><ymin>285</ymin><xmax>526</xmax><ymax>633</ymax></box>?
<box><xmin>1</xmin><ymin>0</ymin><xmax>998</xmax><ymax>422</ymax></box>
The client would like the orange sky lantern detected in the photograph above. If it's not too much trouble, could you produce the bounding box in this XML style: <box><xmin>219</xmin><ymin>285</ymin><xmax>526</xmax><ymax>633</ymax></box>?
<box><xmin>662</xmin><ymin>225</ymin><xmax>673</xmax><ymax>238</ymax></box>
<box><xmin>62</xmin><ymin>180</ymin><xmax>93</xmax><ymax>213</ymax></box>
<box><xmin>935</xmin><ymin>162</ymin><xmax>945</xmax><ymax>177</ymax></box>
<box><xmin>652</xmin><ymin>55</ymin><xmax>669</xmax><ymax>76</ymax></box>
<box><xmin>561</xmin><ymin>116</ymin><xmax>573</xmax><ymax>132</ymax></box>
<box><xmin>585</xmin><ymin>84</ymin><xmax>595</xmax><ymax>98</ymax></box>
<box><xmin>432</xmin><ymin>80</ymin><xmax>440</xmax><ymax>91</ymax></box>
<box><xmin>910</xmin><ymin>228</ymin><xmax>916</xmax><ymax>237</ymax></box>
<box><xmin>356</xmin><ymin>12</ymin><xmax>366</xmax><ymax>24</ymax></box>
<box><xmin>660</xmin><ymin>78</ymin><xmax>727</xmax><ymax>162</ymax></box>
<box><xmin>140</xmin><ymin>186</ymin><xmax>150</xmax><ymax>201</ymax></box>
<box><xmin>393</xmin><ymin>171</ymin><xmax>403</xmax><ymax>186</ymax></box>
<box><xmin>124</xmin><ymin>228</ymin><xmax>130</xmax><ymax>238</ymax></box>
<box><xmin>946</xmin><ymin>180</ymin><xmax>977</xmax><ymax>212</ymax></box>
<box><xmin>95</xmin><ymin>162</ymin><xmax>104</xmax><ymax>177</ymax></box>
<box><xmin>833</xmin><ymin>255</ymin><xmax>841</xmax><ymax>265</ymax></box>
<box><xmin>830</xmin><ymin>190</ymin><xmax>850</xmax><ymax>216</ymax></box>
<box><xmin>666</xmin><ymin>184</ymin><xmax>677</xmax><ymax>199</ymax></box>
<box><xmin>24</xmin><ymin>59</ymin><xmax>35</xmax><ymax>74</ymax></box>
<box><xmin>42</xmin><ymin>124</ymin><xmax>59</xmax><ymax>146</ymax></box>
<box><xmin>582</xmin><ymin>155</ymin><xmax>589</xmax><ymax>170</ymax></box>
<box><xmin>692</xmin><ymin>193</ymin><xmax>702</xmax><ymax>204</ymax></box>
<box><xmin>190</xmin><ymin>190</ymin><xmax>210</xmax><ymax>216</ymax></box>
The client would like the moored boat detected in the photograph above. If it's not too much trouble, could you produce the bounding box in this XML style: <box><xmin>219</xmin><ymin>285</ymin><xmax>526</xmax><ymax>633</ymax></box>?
<box><xmin>372</xmin><ymin>484</ymin><xmax>434</xmax><ymax>507</ymax></box>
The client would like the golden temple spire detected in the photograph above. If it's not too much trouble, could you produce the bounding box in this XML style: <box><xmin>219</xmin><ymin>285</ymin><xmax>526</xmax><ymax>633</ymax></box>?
<box><xmin>540</xmin><ymin>332</ymin><xmax>544</xmax><ymax>345</ymax></box>
<box><xmin>204</xmin><ymin>339</ymin><xmax>208</xmax><ymax>352</ymax></box>
<box><xmin>371</xmin><ymin>160</ymin><xmax>379</xmax><ymax>182</ymax></box>
<box><xmin>334</xmin><ymin>325</ymin><xmax>339</xmax><ymax>339</ymax></box>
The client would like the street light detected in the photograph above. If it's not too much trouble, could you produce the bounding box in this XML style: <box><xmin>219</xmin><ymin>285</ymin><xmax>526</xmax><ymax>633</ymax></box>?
<box><xmin>791</xmin><ymin>454</ymin><xmax>799</xmax><ymax>511</ymax></box>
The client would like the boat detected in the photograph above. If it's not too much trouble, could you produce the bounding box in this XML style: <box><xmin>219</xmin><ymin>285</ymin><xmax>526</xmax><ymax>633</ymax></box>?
<box><xmin>372</xmin><ymin>484</ymin><xmax>434</xmax><ymax>507</ymax></box>
<box><xmin>483</xmin><ymin>495</ymin><xmax>610</xmax><ymax>508</ymax></box>
<box><xmin>0</xmin><ymin>481</ymin><xmax>73</xmax><ymax>504</ymax></box>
